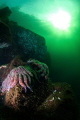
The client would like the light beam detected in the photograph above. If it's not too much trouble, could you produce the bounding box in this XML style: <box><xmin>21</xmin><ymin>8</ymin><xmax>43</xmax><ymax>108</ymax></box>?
<box><xmin>48</xmin><ymin>9</ymin><xmax>71</xmax><ymax>30</ymax></box>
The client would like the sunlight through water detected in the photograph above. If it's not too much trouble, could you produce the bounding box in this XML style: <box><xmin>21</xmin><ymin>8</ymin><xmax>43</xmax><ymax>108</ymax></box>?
<box><xmin>47</xmin><ymin>9</ymin><xmax>71</xmax><ymax>30</ymax></box>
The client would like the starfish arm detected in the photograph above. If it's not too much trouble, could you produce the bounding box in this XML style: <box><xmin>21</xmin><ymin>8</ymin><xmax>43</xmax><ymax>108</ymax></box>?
<box><xmin>26</xmin><ymin>73</ymin><xmax>31</xmax><ymax>84</ymax></box>
<box><xmin>19</xmin><ymin>74</ymin><xmax>26</xmax><ymax>90</ymax></box>
<box><xmin>22</xmin><ymin>67</ymin><xmax>33</xmax><ymax>77</ymax></box>
<box><xmin>10</xmin><ymin>74</ymin><xmax>18</xmax><ymax>89</ymax></box>
<box><xmin>23</xmin><ymin>75</ymin><xmax>31</xmax><ymax>88</ymax></box>
<box><xmin>23</xmin><ymin>74</ymin><xmax>33</xmax><ymax>92</ymax></box>
<box><xmin>1</xmin><ymin>78</ymin><xmax>8</xmax><ymax>92</ymax></box>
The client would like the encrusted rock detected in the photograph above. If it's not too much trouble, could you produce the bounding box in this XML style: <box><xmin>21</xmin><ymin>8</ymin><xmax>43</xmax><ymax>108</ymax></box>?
<box><xmin>0</xmin><ymin>58</ymin><xmax>79</xmax><ymax>120</ymax></box>
<box><xmin>0</xmin><ymin>7</ymin><xmax>49</xmax><ymax>65</ymax></box>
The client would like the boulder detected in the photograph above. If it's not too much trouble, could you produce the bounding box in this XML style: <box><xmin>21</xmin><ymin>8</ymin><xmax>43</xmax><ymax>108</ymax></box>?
<box><xmin>0</xmin><ymin>58</ymin><xmax>79</xmax><ymax>120</ymax></box>
<box><xmin>0</xmin><ymin>7</ymin><xmax>49</xmax><ymax>65</ymax></box>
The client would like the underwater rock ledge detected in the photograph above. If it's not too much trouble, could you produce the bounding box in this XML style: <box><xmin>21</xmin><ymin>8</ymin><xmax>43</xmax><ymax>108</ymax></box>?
<box><xmin>0</xmin><ymin>6</ymin><xmax>50</xmax><ymax>65</ymax></box>
<box><xmin>0</xmin><ymin>57</ymin><xmax>79</xmax><ymax>120</ymax></box>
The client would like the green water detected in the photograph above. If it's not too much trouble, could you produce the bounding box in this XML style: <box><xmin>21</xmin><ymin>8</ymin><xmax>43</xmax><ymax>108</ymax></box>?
<box><xmin>0</xmin><ymin>0</ymin><xmax>80</xmax><ymax>116</ymax></box>
<box><xmin>8</xmin><ymin>2</ymin><xmax>80</xmax><ymax>103</ymax></box>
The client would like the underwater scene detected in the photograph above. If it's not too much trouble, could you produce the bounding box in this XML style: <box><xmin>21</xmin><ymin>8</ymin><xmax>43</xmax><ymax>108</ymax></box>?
<box><xmin>0</xmin><ymin>0</ymin><xmax>80</xmax><ymax>120</ymax></box>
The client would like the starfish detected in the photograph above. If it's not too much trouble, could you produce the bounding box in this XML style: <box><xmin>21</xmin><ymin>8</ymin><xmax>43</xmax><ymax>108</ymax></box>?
<box><xmin>27</xmin><ymin>59</ymin><xmax>49</xmax><ymax>80</ymax></box>
<box><xmin>1</xmin><ymin>66</ymin><xmax>33</xmax><ymax>93</ymax></box>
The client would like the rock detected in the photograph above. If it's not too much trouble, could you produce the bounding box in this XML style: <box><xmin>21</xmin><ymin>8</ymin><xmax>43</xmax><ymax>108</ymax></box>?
<box><xmin>0</xmin><ymin>22</ymin><xmax>12</xmax><ymax>44</ymax></box>
<box><xmin>0</xmin><ymin>22</ymin><xmax>13</xmax><ymax>65</ymax></box>
<box><xmin>35</xmin><ymin>83</ymin><xmax>78</xmax><ymax>120</ymax></box>
<box><xmin>0</xmin><ymin>7</ymin><xmax>12</xmax><ymax>23</ymax></box>
<box><xmin>0</xmin><ymin>7</ymin><xmax>49</xmax><ymax>65</ymax></box>
<box><xmin>0</xmin><ymin>58</ymin><xmax>79</xmax><ymax>120</ymax></box>
<box><xmin>9</xmin><ymin>21</ymin><xmax>48</xmax><ymax>62</ymax></box>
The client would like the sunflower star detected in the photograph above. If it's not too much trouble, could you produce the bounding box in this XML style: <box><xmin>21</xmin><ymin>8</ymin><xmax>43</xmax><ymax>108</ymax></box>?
<box><xmin>27</xmin><ymin>59</ymin><xmax>49</xmax><ymax>80</ymax></box>
<box><xmin>1</xmin><ymin>66</ymin><xmax>33</xmax><ymax>93</ymax></box>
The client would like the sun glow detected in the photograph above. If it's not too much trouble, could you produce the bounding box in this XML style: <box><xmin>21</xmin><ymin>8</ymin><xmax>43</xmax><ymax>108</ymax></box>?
<box><xmin>48</xmin><ymin>10</ymin><xmax>71</xmax><ymax>30</ymax></box>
